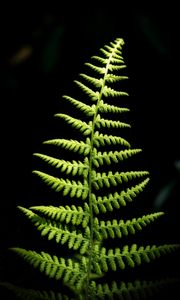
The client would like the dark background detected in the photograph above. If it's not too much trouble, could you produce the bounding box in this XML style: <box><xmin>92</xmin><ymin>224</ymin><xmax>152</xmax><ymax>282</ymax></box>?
<box><xmin>0</xmin><ymin>2</ymin><xmax>180</xmax><ymax>299</ymax></box>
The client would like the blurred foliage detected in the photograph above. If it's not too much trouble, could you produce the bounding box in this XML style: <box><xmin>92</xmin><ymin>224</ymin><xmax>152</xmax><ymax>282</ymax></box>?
<box><xmin>154</xmin><ymin>160</ymin><xmax>180</xmax><ymax>210</ymax></box>
<box><xmin>41</xmin><ymin>26</ymin><xmax>64</xmax><ymax>73</ymax></box>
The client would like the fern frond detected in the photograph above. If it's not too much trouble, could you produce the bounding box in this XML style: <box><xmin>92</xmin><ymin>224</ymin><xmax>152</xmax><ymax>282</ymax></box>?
<box><xmin>92</xmin><ymin>148</ymin><xmax>142</xmax><ymax>167</ymax></box>
<box><xmin>90</xmin><ymin>278</ymin><xmax>180</xmax><ymax>300</ymax></box>
<box><xmin>33</xmin><ymin>171</ymin><xmax>89</xmax><ymax>199</ymax></box>
<box><xmin>92</xmin><ymin>56</ymin><xmax>124</xmax><ymax>65</ymax></box>
<box><xmin>93</xmin><ymin>132</ymin><xmax>131</xmax><ymax>148</ymax></box>
<box><xmin>92</xmin><ymin>178</ymin><xmax>150</xmax><ymax>213</ymax></box>
<box><xmin>2</xmin><ymin>278</ymin><xmax>179</xmax><ymax>300</ymax></box>
<box><xmin>100</xmin><ymin>47</ymin><xmax>125</xmax><ymax>61</ymax></box>
<box><xmin>92</xmin><ymin>170</ymin><xmax>149</xmax><ymax>190</ymax></box>
<box><xmin>95</xmin><ymin>115</ymin><xmax>130</xmax><ymax>129</ymax></box>
<box><xmin>62</xmin><ymin>95</ymin><xmax>95</xmax><ymax>116</ymax></box>
<box><xmin>84</xmin><ymin>63</ymin><xmax>106</xmax><ymax>74</ymax></box>
<box><xmin>110</xmin><ymin>39</ymin><xmax>124</xmax><ymax>47</ymax></box>
<box><xmin>104</xmin><ymin>43</ymin><xmax>123</xmax><ymax>54</ymax></box>
<box><xmin>17</xmin><ymin>207</ymin><xmax>90</xmax><ymax>252</ymax></box>
<box><xmin>28</xmin><ymin>203</ymin><xmax>90</xmax><ymax>227</ymax></box>
<box><xmin>43</xmin><ymin>138</ymin><xmax>91</xmax><ymax>156</ymax></box>
<box><xmin>54</xmin><ymin>114</ymin><xmax>92</xmax><ymax>136</ymax></box>
<box><xmin>107</xmin><ymin>64</ymin><xmax>127</xmax><ymax>72</ymax></box>
<box><xmin>79</xmin><ymin>73</ymin><xmax>103</xmax><ymax>88</ymax></box>
<box><xmin>7</xmin><ymin>37</ymin><xmax>180</xmax><ymax>300</ymax></box>
<box><xmin>105</xmin><ymin>73</ymin><xmax>128</xmax><ymax>83</ymax></box>
<box><xmin>0</xmin><ymin>282</ymin><xmax>71</xmax><ymax>300</ymax></box>
<box><xmin>91</xmin><ymin>56</ymin><xmax>109</xmax><ymax>64</ymax></box>
<box><xmin>103</xmin><ymin>86</ymin><xmax>129</xmax><ymax>97</ymax></box>
<box><xmin>94</xmin><ymin>212</ymin><xmax>164</xmax><ymax>239</ymax></box>
<box><xmin>10</xmin><ymin>248</ymin><xmax>84</xmax><ymax>284</ymax></box>
<box><xmin>99</xmin><ymin>100</ymin><xmax>129</xmax><ymax>113</ymax></box>
<box><xmin>96</xmin><ymin>244</ymin><xmax>180</xmax><ymax>272</ymax></box>
<box><xmin>33</xmin><ymin>154</ymin><xmax>89</xmax><ymax>177</ymax></box>
<box><xmin>74</xmin><ymin>80</ymin><xmax>99</xmax><ymax>101</ymax></box>
<box><xmin>109</xmin><ymin>57</ymin><xmax>125</xmax><ymax>64</ymax></box>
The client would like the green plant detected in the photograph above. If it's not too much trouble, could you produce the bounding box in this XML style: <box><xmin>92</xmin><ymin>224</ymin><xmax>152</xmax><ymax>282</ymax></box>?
<box><xmin>1</xmin><ymin>38</ymin><xmax>179</xmax><ymax>300</ymax></box>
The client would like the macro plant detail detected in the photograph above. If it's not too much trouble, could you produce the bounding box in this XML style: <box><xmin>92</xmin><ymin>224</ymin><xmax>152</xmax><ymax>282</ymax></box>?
<box><xmin>1</xmin><ymin>38</ymin><xmax>179</xmax><ymax>300</ymax></box>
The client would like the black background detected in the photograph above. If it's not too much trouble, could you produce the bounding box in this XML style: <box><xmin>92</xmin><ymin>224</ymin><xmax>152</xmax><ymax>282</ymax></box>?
<box><xmin>0</xmin><ymin>2</ymin><xmax>180</xmax><ymax>299</ymax></box>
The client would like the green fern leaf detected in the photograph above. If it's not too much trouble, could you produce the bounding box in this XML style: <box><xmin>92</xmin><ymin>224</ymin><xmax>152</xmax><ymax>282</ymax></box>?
<box><xmin>0</xmin><ymin>282</ymin><xmax>72</xmax><ymax>300</ymax></box>
<box><xmin>62</xmin><ymin>95</ymin><xmax>95</xmax><ymax>116</ymax></box>
<box><xmin>107</xmin><ymin>64</ymin><xmax>127</xmax><ymax>72</ymax></box>
<box><xmin>99</xmin><ymin>100</ymin><xmax>129</xmax><ymax>113</ymax></box>
<box><xmin>79</xmin><ymin>73</ymin><xmax>103</xmax><ymax>88</ymax></box>
<box><xmin>90</xmin><ymin>278</ymin><xmax>180</xmax><ymax>300</ymax></box>
<box><xmin>33</xmin><ymin>154</ymin><xmax>89</xmax><ymax>177</ymax></box>
<box><xmin>105</xmin><ymin>73</ymin><xmax>128</xmax><ymax>83</ymax></box>
<box><xmin>95</xmin><ymin>244</ymin><xmax>180</xmax><ymax>272</ymax></box>
<box><xmin>91</xmin><ymin>56</ymin><xmax>110</xmax><ymax>65</ymax></box>
<box><xmin>18</xmin><ymin>209</ymin><xmax>90</xmax><ymax>251</ymax></box>
<box><xmin>92</xmin><ymin>148</ymin><xmax>142</xmax><ymax>167</ymax></box>
<box><xmin>92</xmin><ymin>170</ymin><xmax>149</xmax><ymax>190</ymax></box>
<box><xmin>103</xmin><ymin>86</ymin><xmax>129</xmax><ymax>97</ymax></box>
<box><xmin>94</xmin><ymin>212</ymin><xmax>164</xmax><ymax>239</ymax></box>
<box><xmin>29</xmin><ymin>204</ymin><xmax>90</xmax><ymax>227</ymax></box>
<box><xmin>93</xmin><ymin>131</ymin><xmax>131</xmax><ymax>147</ymax></box>
<box><xmin>84</xmin><ymin>62</ymin><xmax>106</xmax><ymax>75</ymax></box>
<box><xmin>43</xmin><ymin>138</ymin><xmax>91</xmax><ymax>155</ymax></box>
<box><xmin>54</xmin><ymin>114</ymin><xmax>92</xmax><ymax>135</ymax></box>
<box><xmin>91</xmin><ymin>55</ymin><xmax>124</xmax><ymax>66</ymax></box>
<box><xmin>104</xmin><ymin>41</ymin><xmax>124</xmax><ymax>53</ymax></box>
<box><xmin>95</xmin><ymin>114</ymin><xmax>130</xmax><ymax>129</ymax></box>
<box><xmin>100</xmin><ymin>47</ymin><xmax>125</xmax><ymax>62</ymax></box>
<box><xmin>91</xmin><ymin>178</ymin><xmax>150</xmax><ymax>213</ymax></box>
<box><xmin>10</xmin><ymin>248</ymin><xmax>84</xmax><ymax>284</ymax></box>
<box><xmin>101</xmin><ymin>42</ymin><xmax>124</xmax><ymax>57</ymax></box>
<box><xmin>33</xmin><ymin>171</ymin><xmax>89</xmax><ymax>199</ymax></box>
<box><xmin>74</xmin><ymin>80</ymin><xmax>99</xmax><ymax>101</ymax></box>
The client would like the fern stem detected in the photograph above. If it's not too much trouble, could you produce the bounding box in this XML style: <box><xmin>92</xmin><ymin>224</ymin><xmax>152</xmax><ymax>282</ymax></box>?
<box><xmin>86</xmin><ymin>39</ymin><xmax>124</xmax><ymax>299</ymax></box>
